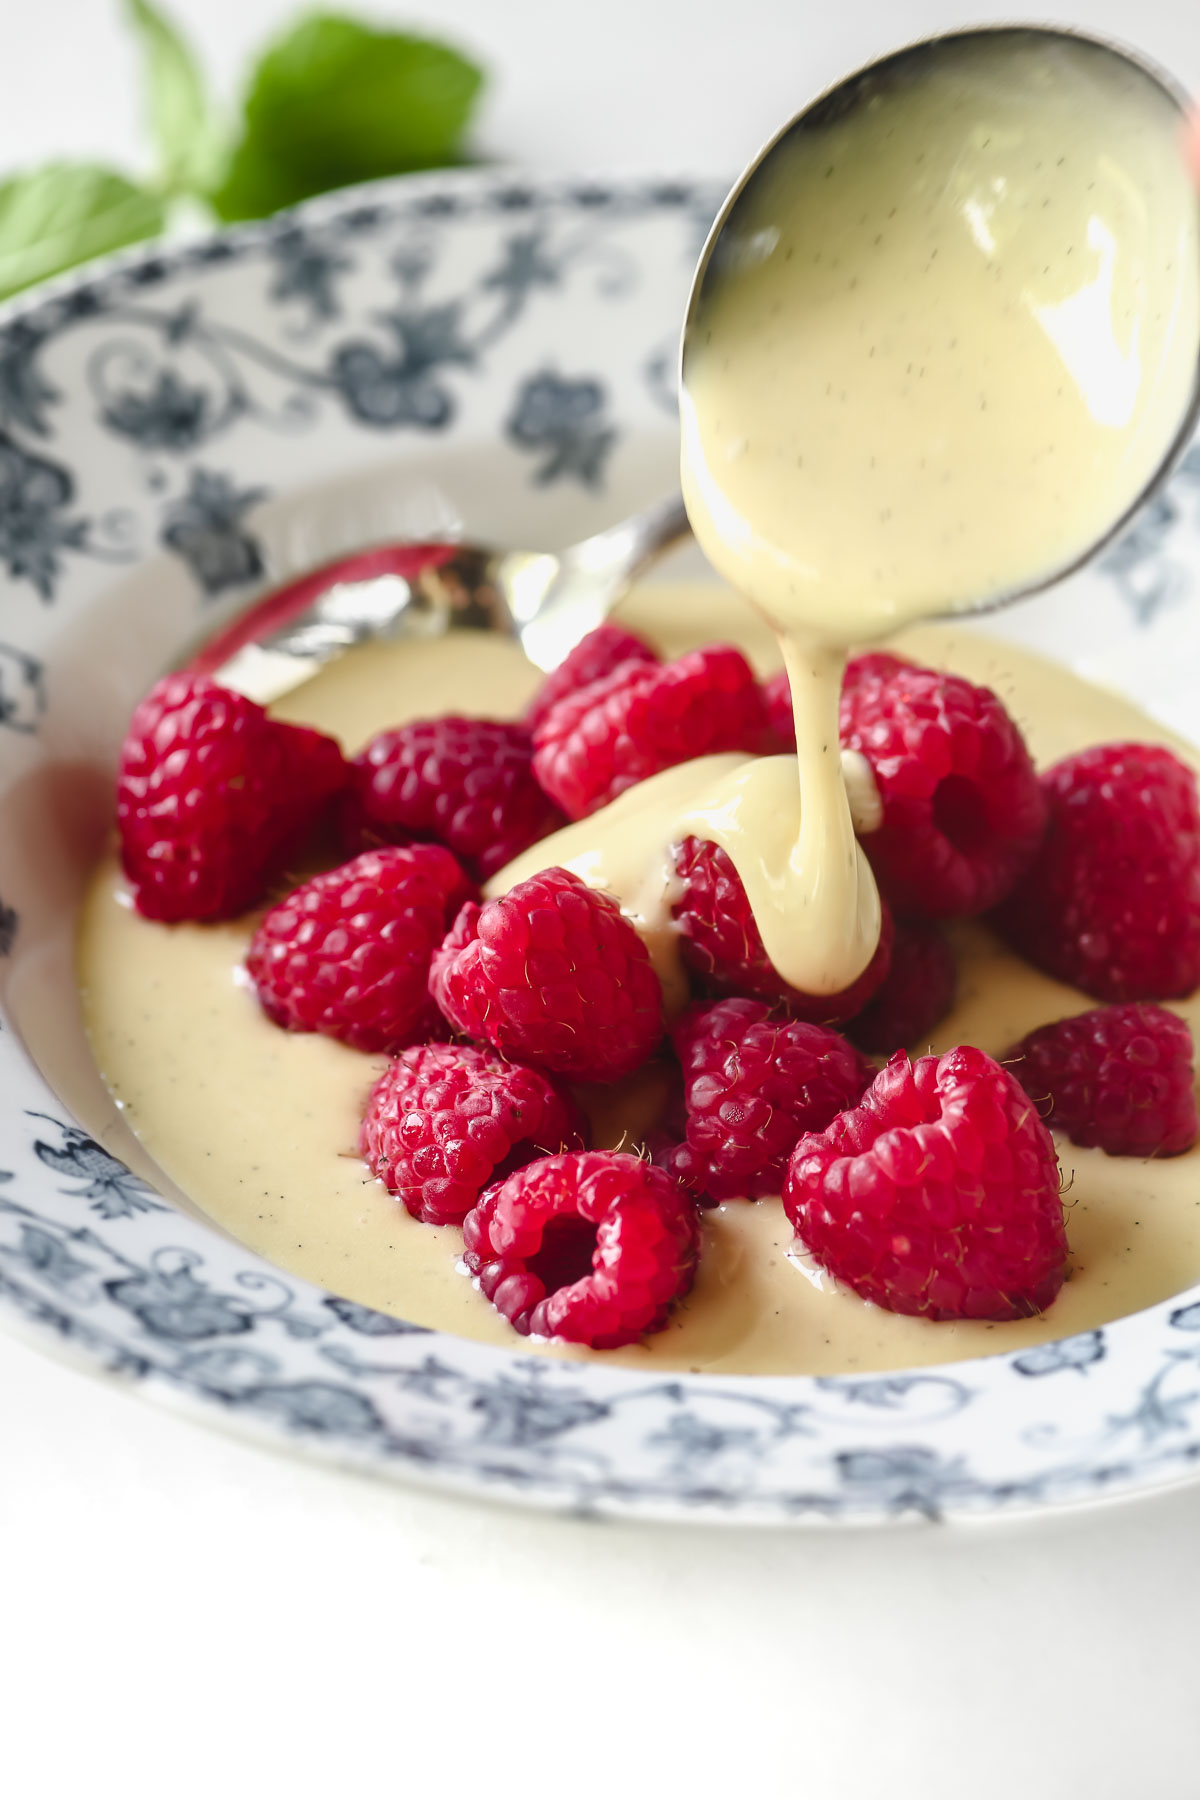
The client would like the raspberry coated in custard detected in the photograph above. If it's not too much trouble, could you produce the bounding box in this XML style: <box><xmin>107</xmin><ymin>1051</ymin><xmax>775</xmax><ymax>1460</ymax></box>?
<box><xmin>462</xmin><ymin>1150</ymin><xmax>701</xmax><ymax>1348</ymax></box>
<box><xmin>671</xmin><ymin>836</ymin><xmax>894</xmax><ymax>1024</ymax></box>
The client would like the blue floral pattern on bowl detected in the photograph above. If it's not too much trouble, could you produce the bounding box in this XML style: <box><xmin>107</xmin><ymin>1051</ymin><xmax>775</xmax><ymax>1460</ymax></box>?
<box><xmin>0</xmin><ymin>169</ymin><xmax>1198</xmax><ymax>1524</ymax></box>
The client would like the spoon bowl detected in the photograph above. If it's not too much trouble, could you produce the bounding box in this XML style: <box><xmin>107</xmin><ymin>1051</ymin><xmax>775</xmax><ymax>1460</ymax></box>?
<box><xmin>680</xmin><ymin>25</ymin><xmax>1200</xmax><ymax>637</ymax></box>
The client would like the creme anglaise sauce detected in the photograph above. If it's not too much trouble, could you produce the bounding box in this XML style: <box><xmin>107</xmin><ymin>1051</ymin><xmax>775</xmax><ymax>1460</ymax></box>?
<box><xmin>76</xmin><ymin>587</ymin><xmax>1200</xmax><ymax>1376</ymax></box>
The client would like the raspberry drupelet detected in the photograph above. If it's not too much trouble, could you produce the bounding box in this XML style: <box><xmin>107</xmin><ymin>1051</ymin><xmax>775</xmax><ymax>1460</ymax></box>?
<box><xmin>245</xmin><ymin>845</ymin><xmax>474</xmax><ymax>1054</ymax></box>
<box><xmin>531</xmin><ymin>644</ymin><xmax>770</xmax><ymax>820</ymax></box>
<box><xmin>839</xmin><ymin>659</ymin><xmax>1047</xmax><ymax>917</ymax></box>
<box><xmin>1006</xmin><ymin>1003</ymin><xmax>1199</xmax><ymax>1159</ymax></box>
<box><xmin>117</xmin><ymin>673</ymin><xmax>347</xmax><ymax>922</ymax></box>
<box><xmin>664</xmin><ymin>998</ymin><xmax>876</xmax><ymax>1202</ymax></box>
<box><xmin>995</xmin><ymin>743</ymin><xmax>1200</xmax><ymax>1003</ymax></box>
<box><xmin>784</xmin><ymin>1046</ymin><xmax>1067</xmax><ymax>1320</ymax></box>
<box><xmin>429</xmin><ymin>866</ymin><xmax>664</xmax><ymax>1082</ymax></box>
<box><xmin>671</xmin><ymin>836</ymin><xmax>894</xmax><ymax>1024</ymax></box>
<box><xmin>462</xmin><ymin>1150</ymin><xmax>701</xmax><ymax>1348</ymax></box>
<box><xmin>344</xmin><ymin>715</ymin><xmax>564</xmax><ymax>883</ymax></box>
<box><xmin>361</xmin><ymin>1042</ymin><xmax>587</xmax><ymax>1225</ymax></box>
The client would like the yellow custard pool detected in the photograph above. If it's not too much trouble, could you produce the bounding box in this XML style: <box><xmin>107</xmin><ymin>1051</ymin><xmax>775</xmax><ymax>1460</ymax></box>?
<box><xmin>76</xmin><ymin>585</ymin><xmax>1200</xmax><ymax>1376</ymax></box>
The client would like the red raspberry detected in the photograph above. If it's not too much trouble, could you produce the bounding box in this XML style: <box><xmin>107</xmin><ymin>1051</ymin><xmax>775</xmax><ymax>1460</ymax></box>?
<box><xmin>1005</xmin><ymin>1002</ymin><xmax>1198</xmax><ymax>1158</ymax></box>
<box><xmin>429</xmin><ymin>867</ymin><xmax>664</xmax><ymax>1082</ymax></box>
<box><xmin>345</xmin><ymin>717</ymin><xmax>564</xmax><ymax>882</ymax></box>
<box><xmin>783</xmin><ymin>1046</ymin><xmax>1066</xmax><ymax>1320</ymax></box>
<box><xmin>462</xmin><ymin>1150</ymin><xmax>700</xmax><ymax>1348</ymax></box>
<box><xmin>671</xmin><ymin>836</ymin><xmax>894</xmax><ymax>1023</ymax></box>
<box><xmin>361</xmin><ymin>1042</ymin><xmax>587</xmax><ymax>1225</ymax></box>
<box><xmin>847</xmin><ymin>920</ymin><xmax>957</xmax><ymax>1055</ymax></box>
<box><xmin>840</xmin><ymin>662</ymin><xmax>1047</xmax><ymax>917</ymax></box>
<box><xmin>648</xmin><ymin>1134</ymin><xmax>714</xmax><ymax>1206</ymax></box>
<box><xmin>763</xmin><ymin>652</ymin><xmax>913</xmax><ymax>753</ymax></box>
<box><xmin>524</xmin><ymin>623</ymin><xmax>658</xmax><ymax>733</ymax></box>
<box><xmin>245</xmin><ymin>845</ymin><xmax>474</xmax><ymax>1054</ymax></box>
<box><xmin>667</xmin><ymin>998</ymin><xmax>875</xmax><ymax>1201</ymax></box>
<box><xmin>117</xmin><ymin>673</ymin><xmax>347</xmax><ymax>922</ymax></box>
<box><xmin>995</xmin><ymin>743</ymin><xmax>1200</xmax><ymax>1003</ymax></box>
<box><xmin>761</xmin><ymin>669</ymin><xmax>795</xmax><ymax>754</ymax></box>
<box><xmin>531</xmin><ymin>645</ymin><xmax>769</xmax><ymax>820</ymax></box>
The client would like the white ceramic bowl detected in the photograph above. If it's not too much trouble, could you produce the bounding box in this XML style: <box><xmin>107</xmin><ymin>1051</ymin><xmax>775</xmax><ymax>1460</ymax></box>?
<box><xmin>3</xmin><ymin>169</ymin><xmax>1200</xmax><ymax>1524</ymax></box>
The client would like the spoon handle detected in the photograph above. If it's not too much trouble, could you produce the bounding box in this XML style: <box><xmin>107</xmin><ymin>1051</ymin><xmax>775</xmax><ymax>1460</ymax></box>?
<box><xmin>513</xmin><ymin>492</ymin><xmax>692</xmax><ymax>672</ymax></box>
<box><xmin>186</xmin><ymin>493</ymin><xmax>694</xmax><ymax>702</ymax></box>
<box><xmin>569</xmin><ymin>491</ymin><xmax>693</xmax><ymax>585</ymax></box>
<box><xmin>187</xmin><ymin>543</ymin><xmax>458</xmax><ymax>678</ymax></box>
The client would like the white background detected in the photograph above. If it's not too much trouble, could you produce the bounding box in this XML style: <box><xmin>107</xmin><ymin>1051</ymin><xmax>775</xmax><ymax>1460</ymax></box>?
<box><xmin>3</xmin><ymin>2</ymin><xmax>1200</xmax><ymax>1796</ymax></box>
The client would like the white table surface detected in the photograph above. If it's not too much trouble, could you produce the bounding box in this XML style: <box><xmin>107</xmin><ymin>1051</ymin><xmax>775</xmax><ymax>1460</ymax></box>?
<box><xmin>4</xmin><ymin>3</ymin><xmax>1200</xmax><ymax>1795</ymax></box>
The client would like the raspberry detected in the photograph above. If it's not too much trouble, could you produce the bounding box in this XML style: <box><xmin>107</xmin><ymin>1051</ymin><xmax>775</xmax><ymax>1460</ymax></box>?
<box><xmin>667</xmin><ymin>998</ymin><xmax>875</xmax><ymax>1201</ymax></box>
<box><xmin>648</xmin><ymin>1134</ymin><xmax>714</xmax><ymax>1206</ymax></box>
<box><xmin>429</xmin><ymin>867</ymin><xmax>664</xmax><ymax>1082</ymax></box>
<box><xmin>462</xmin><ymin>1150</ymin><xmax>700</xmax><ymax>1347</ymax></box>
<box><xmin>345</xmin><ymin>716</ymin><xmax>564</xmax><ymax>882</ymax></box>
<box><xmin>524</xmin><ymin>623</ymin><xmax>658</xmax><ymax>733</ymax></box>
<box><xmin>840</xmin><ymin>661</ymin><xmax>1047</xmax><ymax>917</ymax></box>
<box><xmin>117</xmin><ymin>673</ymin><xmax>347</xmax><ymax>922</ymax></box>
<box><xmin>532</xmin><ymin>645</ymin><xmax>769</xmax><ymax>820</ymax></box>
<box><xmin>361</xmin><ymin>1042</ymin><xmax>587</xmax><ymax>1225</ymax></box>
<box><xmin>245</xmin><ymin>845</ymin><xmax>474</xmax><ymax>1054</ymax></box>
<box><xmin>762</xmin><ymin>652</ymin><xmax>914</xmax><ymax>753</ymax></box>
<box><xmin>761</xmin><ymin>669</ymin><xmax>795</xmax><ymax>753</ymax></box>
<box><xmin>783</xmin><ymin>1046</ymin><xmax>1066</xmax><ymax>1320</ymax></box>
<box><xmin>995</xmin><ymin>743</ymin><xmax>1200</xmax><ymax>1003</ymax></box>
<box><xmin>671</xmin><ymin>836</ymin><xmax>894</xmax><ymax>1023</ymax></box>
<box><xmin>848</xmin><ymin>920</ymin><xmax>957</xmax><ymax>1055</ymax></box>
<box><xmin>1005</xmin><ymin>1002</ymin><xmax>1198</xmax><ymax>1158</ymax></box>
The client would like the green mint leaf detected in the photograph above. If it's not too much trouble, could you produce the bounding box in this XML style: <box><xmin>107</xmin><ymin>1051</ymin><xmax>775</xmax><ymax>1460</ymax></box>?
<box><xmin>212</xmin><ymin>12</ymin><xmax>484</xmax><ymax>222</ymax></box>
<box><xmin>126</xmin><ymin>0</ymin><xmax>224</xmax><ymax>195</ymax></box>
<box><xmin>0</xmin><ymin>164</ymin><xmax>165</xmax><ymax>301</ymax></box>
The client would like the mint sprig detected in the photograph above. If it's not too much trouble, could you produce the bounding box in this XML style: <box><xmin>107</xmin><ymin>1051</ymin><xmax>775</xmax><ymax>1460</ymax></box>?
<box><xmin>0</xmin><ymin>2</ymin><xmax>485</xmax><ymax>305</ymax></box>
<box><xmin>0</xmin><ymin>165</ymin><xmax>165</xmax><ymax>303</ymax></box>
<box><xmin>126</xmin><ymin>0</ymin><xmax>224</xmax><ymax>197</ymax></box>
<box><xmin>213</xmin><ymin>15</ymin><xmax>484</xmax><ymax>222</ymax></box>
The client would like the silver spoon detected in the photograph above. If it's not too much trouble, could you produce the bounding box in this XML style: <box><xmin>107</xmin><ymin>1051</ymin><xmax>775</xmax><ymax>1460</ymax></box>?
<box><xmin>680</xmin><ymin>23</ymin><xmax>1200</xmax><ymax>630</ymax></box>
<box><xmin>194</xmin><ymin>492</ymin><xmax>689</xmax><ymax>705</ymax></box>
